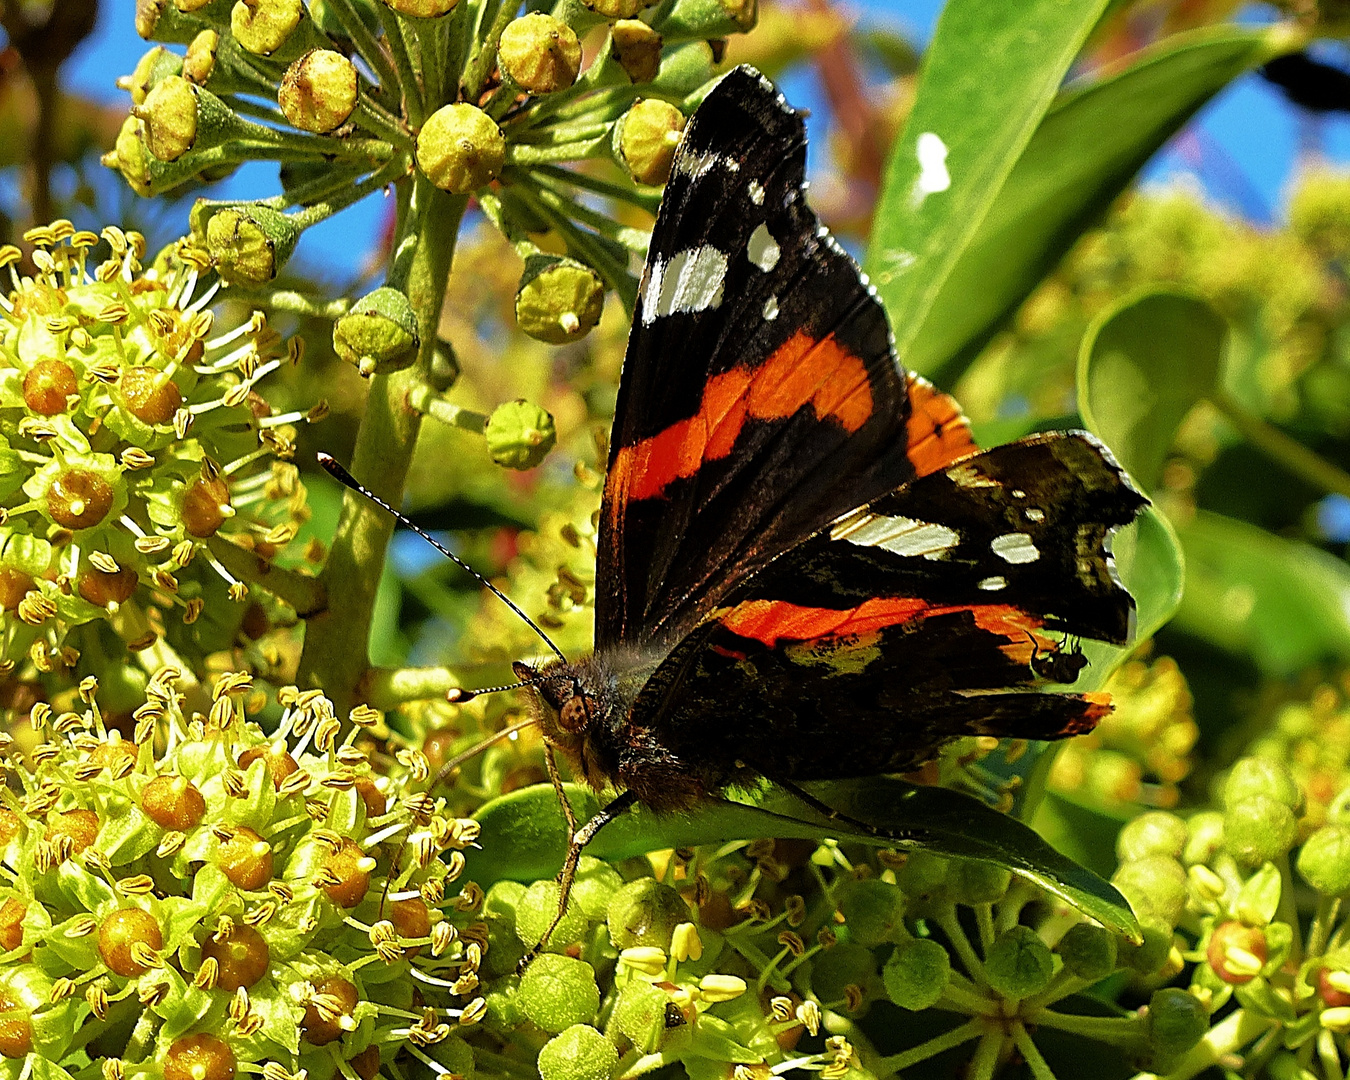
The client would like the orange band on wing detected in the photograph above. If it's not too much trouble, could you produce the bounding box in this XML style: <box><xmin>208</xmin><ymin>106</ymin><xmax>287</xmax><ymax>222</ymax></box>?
<box><xmin>719</xmin><ymin>598</ymin><xmax>1045</xmax><ymax>650</ymax></box>
<box><xmin>905</xmin><ymin>374</ymin><xmax>977</xmax><ymax>477</ymax></box>
<box><xmin>609</xmin><ymin>330</ymin><xmax>874</xmax><ymax>504</ymax></box>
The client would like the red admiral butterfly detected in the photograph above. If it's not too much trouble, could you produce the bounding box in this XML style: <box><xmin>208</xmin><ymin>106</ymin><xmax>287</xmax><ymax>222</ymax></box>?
<box><xmin>324</xmin><ymin>65</ymin><xmax>1146</xmax><ymax>963</ymax></box>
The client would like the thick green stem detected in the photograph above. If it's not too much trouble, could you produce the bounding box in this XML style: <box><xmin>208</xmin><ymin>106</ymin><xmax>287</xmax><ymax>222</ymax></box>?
<box><xmin>878</xmin><ymin>1017</ymin><xmax>986</xmax><ymax>1073</ymax></box>
<box><xmin>205</xmin><ymin>535</ymin><xmax>327</xmax><ymax>617</ymax></box>
<box><xmin>296</xmin><ymin>176</ymin><xmax>468</xmax><ymax>718</ymax></box>
<box><xmin>1213</xmin><ymin>390</ymin><xmax>1350</xmax><ymax>503</ymax></box>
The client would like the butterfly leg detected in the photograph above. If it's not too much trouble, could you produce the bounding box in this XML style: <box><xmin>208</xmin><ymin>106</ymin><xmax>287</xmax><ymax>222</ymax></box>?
<box><xmin>543</xmin><ymin>742</ymin><xmax>580</xmax><ymax>843</ymax></box>
<box><xmin>517</xmin><ymin>790</ymin><xmax>638</xmax><ymax>973</ymax></box>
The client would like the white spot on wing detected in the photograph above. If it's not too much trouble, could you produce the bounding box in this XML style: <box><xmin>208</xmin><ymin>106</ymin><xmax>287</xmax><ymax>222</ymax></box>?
<box><xmin>831</xmin><ymin>512</ymin><xmax>960</xmax><ymax>560</ymax></box>
<box><xmin>762</xmin><ymin>295</ymin><xmax>778</xmax><ymax>320</ymax></box>
<box><xmin>747</xmin><ymin>223</ymin><xmax>781</xmax><ymax>271</ymax></box>
<box><xmin>642</xmin><ymin>246</ymin><xmax>727</xmax><ymax>325</ymax></box>
<box><xmin>1025</xmin><ymin>508</ymin><xmax>1045</xmax><ymax>523</ymax></box>
<box><xmin>978</xmin><ymin>576</ymin><xmax>1008</xmax><ymax>591</ymax></box>
<box><xmin>912</xmin><ymin>132</ymin><xmax>951</xmax><ymax>206</ymax></box>
<box><xmin>991</xmin><ymin>533</ymin><xmax>1040</xmax><ymax>564</ymax></box>
<box><xmin>748</xmin><ymin>179</ymin><xmax>765</xmax><ymax>205</ymax></box>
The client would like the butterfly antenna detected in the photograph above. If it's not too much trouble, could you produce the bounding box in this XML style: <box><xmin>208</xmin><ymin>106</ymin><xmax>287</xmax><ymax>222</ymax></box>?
<box><xmin>317</xmin><ymin>453</ymin><xmax>566</xmax><ymax>664</ymax></box>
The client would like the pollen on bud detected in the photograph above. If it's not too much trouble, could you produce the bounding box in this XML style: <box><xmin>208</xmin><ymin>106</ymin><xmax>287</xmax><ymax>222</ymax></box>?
<box><xmin>332</xmin><ymin>286</ymin><xmax>420</xmax><ymax>376</ymax></box>
<box><xmin>611</xmin><ymin>20</ymin><xmax>662</xmax><ymax>83</ymax></box>
<box><xmin>183</xmin><ymin>30</ymin><xmax>218</xmax><ymax>84</ymax></box>
<box><xmin>485</xmin><ymin>400</ymin><xmax>557</xmax><ymax>471</ymax></box>
<box><xmin>137</xmin><ymin>75</ymin><xmax>198</xmax><ymax>162</ymax></box>
<box><xmin>616</xmin><ymin>99</ymin><xmax>686</xmax><ymax>186</ymax></box>
<box><xmin>231</xmin><ymin>0</ymin><xmax>304</xmax><ymax>56</ymax></box>
<box><xmin>515</xmin><ymin>255</ymin><xmax>604</xmax><ymax>345</ymax></box>
<box><xmin>416</xmin><ymin>103</ymin><xmax>505</xmax><ymax>194</ymax></box>
<box><xmin>203</xmin><ymin>205</ymin><xmax>301</xmax><ymax>284</ymax></box>
<box><xmin>280</xmin><ymin>49</ymin><xmax>358</xmax><ymax>133</ymax></box>
<box><xmin>499</xmin><ymin>14</ymin><xmax>582</xmax><ymax>95</ymax></box>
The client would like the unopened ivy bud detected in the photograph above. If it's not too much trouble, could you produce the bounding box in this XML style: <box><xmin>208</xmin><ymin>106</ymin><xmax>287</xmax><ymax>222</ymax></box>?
<box><xmin>382</xmin><ymin>0</ymin><xmax>458</xmax><ymax>15</ymax></box>
<box><xmin>500</xmin><ymin>14</ymin><xmax>582</xmax><ymax>94</ymax></box>
<box><xmin>652</xmin><ymin>0</ymin><xmax>756</xmax><ymax>41</ymax></box>
<box><xmin>1057</xmin><ymin>923</ymin><xmax>1117</xmax><ymax>982</ymax></box>
<box><xmin>232</xmin><ymin>0</ymin><xmax>304</xmax><ymax>56</ymax></box>
<box><xmin>1183</xmin><ymin>810</ymin><xmax>1225</xmax><ymax>865</ymax></box>
<box><xmin>1224</xmin><ymin>757</ymin><xmax>1302</xmax><ymax>813</ymax></box>
<box><xmin>610</xmin><ymin>981</ymin><xmax>666</xmax><ymax>1053</ymax></box>
<box><xmin>137</xmin><ymin>76</ymin><xmax>198</xmax><ymax>162</ymax></box>
<box><xmin>984</xmin><ymin>926</ymin><xmax>1053</xmax><ymax>1001</ymax></box>
<box><xmin>333</xmin><ymin>286</ymin><xmax>420</xmax><ymax>375</ymax></box>
<box><xmin>518</xmin><ymin>953</ymin><xmax>601</xmax><ymax>1033</ymax></box>
<box><xmin>611</xmin><ymin>21</ymin><xmax>662</xmax><ymax>83</ymax></box>
<box><xmin>1118</xmin><ymin>811</ymin><xmax>1188</xmax><ymax>863</ymax></box>
<box><xmin>183</xmin><ymin>30</ymin><xmax>218</xmax><ymax>84</ymax></box>
<box><xmin>1111</xmin><ymin>855</ymin><xmax>1188</xmax><ymax>928</ymax></box>
<box><xmin>1146</xmin><ymin>987</ymin><xmax>1207</xmax><ymax>1070</ymax></box>
<box><xmin>515</xmin><ymin>255</ymin><xmax>604</xmax><ymax>344</ymax></box>
<box><xmin>280</xmin><ymin>49</ymin><xmax>358</xmax><ymax>133</ymax></box>
<box><xmin>416</xmin><ymin>104</ymin><xmax>504</xmax><ymax>193</ymax></box>
<box><xmin>1224</xmin><ymin>795</ymin><xmax>1298</xmax><ymax>868</ymax></box>
<box><xmin>882</xmin><ymin>937</ymin><xmax>949</xmax><ymax>1010</ymax></box>
<box><xmin>204</xmin><ymin>205</ymin><xmax>301</xmax><ymax>284</ymax></box>
<box><xmin>582</xmin><ymin>0</ymin><xmax>651</xmax><ymax>18</ymax></box>
<box><xmin>616</xmin><ymin>99</ymin><xmax>685</xmax><ymax>185</ymax></box>
<box><xmin>485</xmin><ymin>400</ymin><xmax>556</xmax><ymax>471</ymax></box>
<box><xmin>837</xmin><ymin>879</ymin><xmax>903</xmax><ymax>946</ymax></box>
<box><xmin>538</xmin><ymin>1025</ymin><xmax>619</xmax><ymax>1080</ymax></box>
<box><xmin>107</xmin><ymin>116</ymin><xmax>154</xmax><ymax>196</ymax></box>
<box><xmin>124</xmin><ymin>46</ymin><xmax>183</xmax><ymax>105</ymax></box>
<box><xmin>947</xmin><ymin>858</ymin><xmax>1012</xmax><ymax>907</ymax></box>
<box><xmin>515</xmin><ymin>880</ymin><xmax>588</xmax><ymax>948</ymax></box>
<box><xmin>648</xmin><ymin>40</ymin><xmax>715</xmax><ymax>95</ymax></box>
<box><xmin>1119</xmin><ymin>916</ymin><xmax>1172</xmax><ymax>976</ymax></box>
<box><xmin>1298</xmin><ymin>824</ymin><xmax>1350</xmax><ymax>896</ymax></box>
<box><xmin>608</xmin><ymin>878</ymin><xmax>685</xmax><ymax>950</ymax></box>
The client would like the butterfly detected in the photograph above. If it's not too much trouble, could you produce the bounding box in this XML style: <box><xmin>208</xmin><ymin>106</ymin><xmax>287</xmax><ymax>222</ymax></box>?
<box><xmin>324</xmin><ymin>64</ymin><xmax>1146</xmax><ymax>964</ymax></box>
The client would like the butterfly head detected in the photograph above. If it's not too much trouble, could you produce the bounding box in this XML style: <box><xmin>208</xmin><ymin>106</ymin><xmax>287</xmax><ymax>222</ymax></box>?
<box><xmin>512</xmin><ymin>658</ymin><xmax>618</xmax><ymax>791</ymax></box>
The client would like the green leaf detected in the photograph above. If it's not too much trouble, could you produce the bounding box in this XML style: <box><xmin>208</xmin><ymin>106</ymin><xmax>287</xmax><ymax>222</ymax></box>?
<box><xmin>903</xmin><ymin>25</ymin><xmax>1298</xmax><ymax>382</ymax></box>
<box><xmin>865</xmin><ymin>0</ymin><xmax>1113</xmax><ymax>359</ymax></box>
<box><xmin>1173</xmin><ymin>510</ymin><xmax>1350</xmax><ymax>676</ymax></box>
<box><xmin>465</xmin><ymin>779</ymin><xmax>1138</xmax><ymax>940</ymax></box>
<box><xmin>1079</xmin><ymin>288</ymin><xmax>1227</xmax><ymax>493</ymax></box>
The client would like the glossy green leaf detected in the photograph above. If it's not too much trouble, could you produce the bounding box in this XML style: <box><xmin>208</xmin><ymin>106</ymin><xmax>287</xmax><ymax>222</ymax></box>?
<box><xmin>902</xmin><ymin>25</ymin><xmax>1296</xmax><ymax>383</ymax></box>
<box><xmin>1174</xmin><ymin>510</ymin><xmax>1350</xmax><ymax>676</ymax></box>
<box><xmin>866</xmin><ymin>0</ymin><xmax>1113</xmax><ymax>358</ymax></box>
<box><xmin>1079</xmin><ymin>288</ymin><xmax>1227</xmax><ymax>493</ymax></box>
<box><xmin>464</xmin><ymin>778</ymin><xmax>1139</xmax><ymax>940</ymax></box>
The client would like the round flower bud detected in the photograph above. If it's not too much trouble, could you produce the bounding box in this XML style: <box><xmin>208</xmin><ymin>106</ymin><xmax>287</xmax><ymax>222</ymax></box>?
<box><xmin>616</xmin><ymin>98</ymin><xmax>685</xmax><ymax>185</ymax></box>
<box><xmin>217</xmin><ymin>825</ymin><xmax>273</xmax><ymax>890</ymax></box>
<box><xmin>350</xmin><ymin>1046</ymin><xmax>381</xmax><ymax>1080</ymax></box>
<box><xmin>1224</xmin><ymin>757</ymin><xmax>1302</xmax><ymax>812</ymax></box>
<box><xmin>1206</xmin><ymin>920</ymin><xmax>1266</xmax><ymax>985</ymax></box>
<box><xmin>1118</xmin><ymin>811</ymin><xmax>1188</xmax><ymax>863</ymax></box>
<box><xmin>538</xmin><ymin>1024</ymin><xmax>619</xmax><ymax>1080</ymax></box>
<box><xmin>46</xmin><ymin>809</ymin><xmax>99</xmax><ymax>855</ymax></box>
<box><xmin>572</xmin><ymin>857</ymin><xmax>624</xmax><ymax>920</ymax></box>
<box><xmin>23</xmin><ymin>359</ymin><xmax>77</xmax><ymax>415</ymax></box>
<box><xmin>516</xmin><ymin>880</ymin><xmax>589</xmax><ymax>949</ymax></box>
<box><xmin>0</xmin><ymin>992</ymin><xmax>31</xmax><ymax>1058</ymax></box>
<box><xmin>280</xmin><ymin>49</ymin><xmax>358</xmax><ymax>133</ymax></box>
<box><xmin>810</xmin><ymin>942</ymin><xmax>875</xmax><ymax>1009</ymax></box>
<box><xmin>515</xmin><ymin>256</ymin><xmax>605</xmax><ymax>345</ymax></box>
<box><xmin>138</xmin><ymin>75</ymin><xmax>198</xmax><ymax>162</ymax></box>
<box><xmin>1111</xmin><ymin>855</ymin><xmax>1188</xmax><ymax>928</ymax></box>
<box><xmin>302</xmin><ymin>975</ymin><xmax>358</xmax><ymax>1044</ymax></box>
<box><xmin>485</xmin><ymin>400</ymin><xmax>557</xmax><ymax>470</ymax></box>
<box><xmin>1224</xmin><ymin>795</ymin><xmax>1298</xmax><ymax>867</ymax></box>
<box><xmin>0</xmin><ymin>899</ymin><xmax>26</xmax><ymax>952</ymax></box>
<box><xmin>125</xmin><ymin>45</ymin><xmax>182</xmax><ymax>105</ymax></box>
<box><xmin>333</xmin><ymin>287</ymin><xmax>420</xmax><ymax>376</ymax></box>
<box><xmin>238</xmin><ymin>743</ymin><xmax>299</xmax><ymax>789</ymax></box>
<box><xmin>382</xmin><ymin>0</ymin><xmax>458</xmax><ymax>15</ymax></box>
<box><xmin>611</xmin><ymin>20</ymin><xmax>662</xmax><ymax>83</ymax></box>
<box><xmin>837</xmin><ymin>879</ymin><xmax>904</xmax><ymax>946</ymax></box>
<box><xmin>142</xmin><ymin>774</ymin><xmax>206</xmax><ymax>830</ymax></box>
<box><xmin>518</xmin><ymin>953</ymin><xmax>601</xmax><ymax>1033</ymax></box>
<box><xmin>183</xmin><ymin>30</ymin><xmax>218</xmax><ymax>85</ymax></box>
<box><xmin>202</xmin><ymin>923</ymin><xmax>269</xmax><ymax>990</ymax></box>
<box><xmin>164</xmin><ymin>1033</ymin><xmax>236</xmax><ymax>1080</ymax></box>
<box><xmin>499</xmin><ymin>15</ymin><xmax>581</xmax><ymax>94</ymax></box>
<box><xmin>610</xmin><ymin>980</ymin><xmax>666</xmax><ymax>1052</ymax></box>
<box><xmin>1119</xmin><ymin>917</ymin><xmax>1173</xmax><ymax>976</ymax></box>
<box><xmin>182</xmin><ymin>471</ymin><xmax>233</xmax><ymax>538</ymax></box>
<box><xmin>416</xmin><ymin>104</ymin><xmax>504</xmax><ymax>193</ymax></box>
<box><xmin>118</xmin><ymin>366</ymin><xmax>183</xmax><ymax>425</ymax></box>
<box><xmin>1183</xmin><ymin>811</ymin><xmax>1225</xmax><ymax>866</ymax></box>
<box><xmin>646</xmin><ymin>40</ymin><xmax>714</xmax><ymax>96</ymax></box>
<box><xmin>607</xmin><ymin>878</ymin><xmax>685</xmax><ymax>951</ymax></box>
<box><xmin>204</xmin><ymin>205</ymin><xmax>301</xmax><ymax>284</ymax></box>
<box><xmin>42</xmin><ymin>466</ymin><xmax>118</xmax><ymax>531</ymax></box>
<box><xmin>654</xmin><ymin>0</ymin><xmax>757</xmax><ymax>40</ymax></box>
<box><xmin>882</xmin><ymin>937</ymin><xmax>950</xmax><ymax>1010</ymax></box>
<box><xmin>98</xmin><ymin>908</ymin><xmax>163</xmax><ymax>977</ymax></box>
<box><xmin>322</xmin><ymin>838</ymin><xmax>373</xmax><ymax>907</ymax></box>
<box><xmin>582</xmin><ymin>0</ymin><xmax>650</xmax><ymax>17</ymax></box>
<box><xmin>1057</xmin><ymin>923</ymin><xmax>1118</xmax><ymax>982</ymax></box>
<box><xmin>388</xmin><ymin>897</ymin><xmax>430</xmax><ymax>955</ymax></box>
<box><xmin>109</xmin><ymin>115</ymin><xmax>153</xmax><ymax>196</ymax></box>
<box><xmin>947</xmin><ymin>859</ymin><xmax>1012</xmax><ymax>906</ymax></box>
<box><xmin>231</xmin><ymin>0</ymin><xmax>304</xmax><ymax>56</ymax></box>
<box><xmin>1298</xmin><ymin>824</ymin><xmax>1350</xmax><ymax>896</ymax></box>
<box><xmin>1146</xmin><ymin>988</ymin><xmax>1207</xmax><ymax>1064</ymax></box>
<box><xmin>984</xmin><ymin>926</ymin><xmax>1053</xmax><ymax>1001</ymax></box>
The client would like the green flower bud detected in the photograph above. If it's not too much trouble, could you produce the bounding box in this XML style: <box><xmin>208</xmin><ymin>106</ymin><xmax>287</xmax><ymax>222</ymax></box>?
<box><xmin>108</xmin><ymin>116</ymin><xmax>154</xmax><ymax>196</ymax></box>
<box><xmin>516</xmin><ymin>880</ymin><xmax>590</xmax><ymax>949</ymax></box>
<box><xmin>280</xmin><ymin>49</ymin><xmax>358</xmax><ymax>133</ymax></box>
<box><xmin>1146</xmin><ymin>988</ymin><xmax>1208</xmax><ymax>1065</ymax></box>
<box><xmin>485</xmin><ymin>400</ymin><xmax>557</xmax><ymax>470</ymax></box>
<box><xmin>1119</xmin><ymin>917</ymin><xmax>1173</xmax><ymax>976</ymax></box>
<box><xmin>333</xmin><ymin>286</ymin><xmax>421</xmax><ymax>375</ymax></box>
<box><xmin>135</xmin><ymin>0</ymin><xmax>204</xmax><ymax>42</ymax></box>
<box><xmin>652</xmin><ymin>0</ymin><xmax>756</xmax><ymax>42</ymax></box>
<box><xmin>984</xmin><ymin>926</ymin><xmax>1053</xmax><ymax>1001</ymax></box>
<box><xmin>891</xmin><ymin>849</ymin><xmax>950</xmax><ymax>904</ymax></box>
<box><xmin>882</xmin><ymin>937</ymin><xmax>950</xmax><ymax>1010</ymax></box>
<box><xmin>516</xmin><ymin>255</ymin><xmax>605</xmax><ymax>344</ymax></box>
<box><xmin>1224</xmin><ymin>757</ymin><xmax>1302</xmax><ymax>813</ymax></box>
<box><xmin>500</xmin><ymin>14</ymin><xmax>582</xmax><ymax>94</ymax></box>
<box><xmin>183</xmin><ymin>30</ymin><xmax>218</xmax><ymax>84</ymax></box>
<box><xmin>1057</xmin><ymin>923</ymin><xmax>1118</xmax><ymax>982</ymax></box>
<box><xmin>583</xmin><ymin>0</ymin><xmax>652</xmax><ymax>17</ymax></box>
<box><xmin>1111</xmin><ymin>854</ymin><xmax>1188</xmax><ymax>928</ymax></box>
<box><xmin>810</xmin><ymin>942</ymin><xmax>876</xmax><ymax>1008</ymax></box>
<box><xmin>1224</xmin><ymin>795</ymin><xmax>1298</xmax><ymax>867</ymax></box>
<box><xmin>203</xmin><ymin>204</ymin><xmax>301</xmax><ymax>284</ymax></box>
<box><xmin>611</xmin><ymin>20</ymin><xmax>662</xmax><ymax>83</ymax></box>
<box><xmin>1298</xmin><ymin>824</ymin><xmax>1350</xmax><ymax>896</ymax></box>
<box><xmin>610</xmin><ymin>979</ymin><xmax>667</xmax><ymax>1052</ymax></box>
<box><xmin>417</xmin><ymin>103</ymin><xmax>504</xmax><ymax>193</ymax></box>
<box><xmin>136</xmin><ymin>75</ymin><xmax>198</xmax><ymax>162</ymax></box>
<box><xmin>607</xmin><ymin>878</ymin><xmax>686</xmax><ymax>950</ymax></box>
<box><xmin>382</xmin><ymin>0</ymin><xmax>459</xmax><ymax>15</ymax></box>
<box><xmin>616</xmin><ymin>98</ymin><xmax>685</xmax><ymax>185</ymax></box>
<box><xmin>572</xmin><ymin>857</ymin><xmax>624</xmax><ymax>920</ymax></box>
<box><xmin>947</xmin><ymin>858</ymin><xmax>1012</xmax><ymax>906</ymax></box>
<box><xmin>837</xmin><ymin>879</ymin><xmax>904</xmax><ymax>946</ymax></box>
<box><xmin>649</xmin><ymin>40</ymin><xmax>716</xmax><ymax>96</ymax></box>
<box><xmin>1118</xmin><ymin>811</ymin><xmax>1188</xmax><ymax>863</ymax></box>
<box><xmin>231</xmin><ymin>0</ymin><xmax>303</xmax><ymax>56</ymax></box>
<box><xmin>123</xmin><ymin>45</ymin><xmax>183</xmax><ymax>105</ymax></box>
<box><xmin>539</xmin><ymin>1025</ymin><xmax>619</xmax><ymax>1080</ymax></box>
<box><xmin>519</xmin><ymin>953</ymin><xmax>601</xmax><ymax>1033</ymax></box>
<box><xmin>1183</xmin><ymin>811</ymin><xmax>1225</xmax><ymax>865</ymax></box>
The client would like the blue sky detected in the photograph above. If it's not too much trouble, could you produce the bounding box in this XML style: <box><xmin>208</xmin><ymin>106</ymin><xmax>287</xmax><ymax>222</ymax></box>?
<box><xmin>57</xmin><ymin>0</ymin><xmax>1350</xmax><ymax>279</ymax></box>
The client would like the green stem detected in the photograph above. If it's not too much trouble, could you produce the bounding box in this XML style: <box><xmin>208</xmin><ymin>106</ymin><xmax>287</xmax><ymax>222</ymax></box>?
<box><xmin>1028</xmin><ymin>1009</ymin><xmax>1141</xmax><ymax>1045</ymax></box>
<box><xmin>1309</xmin><ymin>896</ymin><xmax>1341</xmax><ymax>961</ymax></box>
<box><xmin>504</xmin><ymin>133</ymin><xmax>613</xmax><ymax>165</ymax></box>
<box><xmin>354</xmin><ymin>96</ymin><xmax>414</xmax><ymax>151</ymax></box>
<box><xmin>407</xmin><ymin>382</ymin><xmax>489</xmax><ymax>433</ymax></box>
<box><xmin>227</xmin><ymin>290</ymin><xmax>351</xmax><ymax>320</ymax></box>
<box><xmin>877</xmin><ymin>1017</ymin><xmax>986</xmax><ymax>1073</ymax></box>
<box><xmin>935</xmin><ymin>906</ymin><xmax>988</xmax><ymax>989</ymax></box>
<box><xmin>365</xmin><ymin>665</ymin><xmax>466</xmax><ymax>708</ymax></box>
<box><xmin>1277</xmin><ymin>851</ymin><xmax>1304</xmax><ymax>965</ymax></box>
<box><xmin>464</xmin><ymin>0</ymin><xmax>519</xmax><ymax>100</ymax></box>
<box><xmin>413</xmin><ymin>15</ymin><xmax>446</xmax><ymax>112</ymax></box>
<box><xmin>968</xmin><ymin>1029</ymin><xmax>1005</xmax><ymax>1080</ymax></box>
<box><xmin>529</xmin><ymin>162</ymin><xmax>663</xmax><ymax>212</ymax></box>
<box><xmin>1020</xmin><ymin>970</ymin><xmax>1091</xmax><ymax>1012</ymax></box>
<box><xmin>296</xmin><ymin>177</ymin><xmax>469</xmax><ymax>719</ymax></box>
<box><xmin>377</xmin><ymin>4</ymin><xmax>425</xmax><ymax>125</ymax></box>
<box><xmin>1126</xmin><ymin>1007</ymin><xmax>1275</xmax><ymax>1080</ymax></box>
<box><xmin>205</xmin><ymin>535</ymin><xmax>327</xmax><ymax>617</ymax></box>
<box><xmin>1213</xmin><ymin>389</ymin><xmax>1350</xmax><ymax>503</ymax></box>
<box><xmin>1010</xmin><ymin>1022</ymin><xmax>1058</xmax><ymax>1080</ymax></box>
<box><xmin>325</xmin><ymin>0</ymin><xmax>403</xmax><ymax>108</ymax></box>
<box><xmin>291</xmin><ymin>157</ymin><xmax>410</xmax><ymax>230</ymax></box>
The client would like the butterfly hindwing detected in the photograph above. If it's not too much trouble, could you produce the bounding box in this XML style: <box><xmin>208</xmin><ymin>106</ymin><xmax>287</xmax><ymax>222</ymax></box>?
<box><xmin>596</xmin><ymin>67</ymin><xmax>915</xmax><ymax>651</ymax></box>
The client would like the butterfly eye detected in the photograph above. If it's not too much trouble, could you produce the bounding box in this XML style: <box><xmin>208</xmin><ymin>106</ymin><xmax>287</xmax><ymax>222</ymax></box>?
<box><xmin>558</xmin><ymin>695</ymin><xmax>591</xmax><ymax>734</ymax></box>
